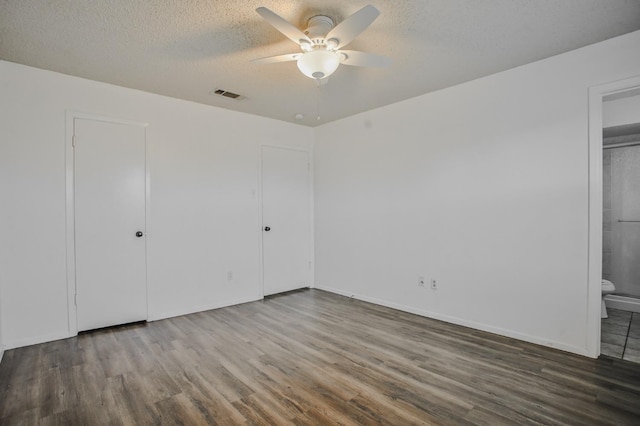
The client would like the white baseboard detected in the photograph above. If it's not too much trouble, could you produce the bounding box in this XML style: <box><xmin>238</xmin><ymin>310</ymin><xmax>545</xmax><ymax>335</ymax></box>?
<box><xmin>148</xmin><ymin>294</ymin><xmax>262</xmax><ymax>322</ymax></box>
<box><xmin>314</xmin><ymin>284</ymin><xmax>591</xmax><ymax>358</ymax></box>
<box><xmin>3</xmin><ymin>295</ymin><xmax>263</xmax><ymax>350</ymax></box>
<box><xmin>4</xmin><ymin>330</ymin><xmax>75</xmax><ymax>351</ymax></box>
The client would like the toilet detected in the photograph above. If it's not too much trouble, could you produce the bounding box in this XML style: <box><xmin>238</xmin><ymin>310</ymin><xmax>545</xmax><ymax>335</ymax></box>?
<box><xmin>602</xmin><ymin>279</ymin><xmax>616</xmax><ymax>318</ymax></box>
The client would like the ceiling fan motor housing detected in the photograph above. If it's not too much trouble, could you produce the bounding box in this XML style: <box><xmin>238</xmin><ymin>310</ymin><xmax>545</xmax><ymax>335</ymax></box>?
<box><xmin>305</xmin><ymin>15</ymin><xmax>335</xmax><ymax>46</ymax></box>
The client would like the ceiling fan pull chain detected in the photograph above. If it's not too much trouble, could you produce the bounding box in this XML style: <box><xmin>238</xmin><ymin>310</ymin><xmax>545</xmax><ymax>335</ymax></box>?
<box><xmin>316</xmin><ymin>79</ymin><xmax>321</xmax><ymax>121</ymax></box>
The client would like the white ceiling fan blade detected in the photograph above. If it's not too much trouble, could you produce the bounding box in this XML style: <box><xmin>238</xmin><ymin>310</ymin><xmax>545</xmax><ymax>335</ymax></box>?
<box><xmin>251</xmin><ymin>53</ymin><xmax>301</xmax><ymax>64</ymax></box>
<box><xmin>256</xmin><ymin>7</ymin><xmax>312</xmax><ymax>45</ymax></box>
<box><xmin>326</xmin><ymin>5</ymin><xmax>380</xmax><ymax>49</ymax></box>
<box><xmin>339</xmin><ymin>50</ymin><xmax>391</xmax><ymax>68</ymax></box>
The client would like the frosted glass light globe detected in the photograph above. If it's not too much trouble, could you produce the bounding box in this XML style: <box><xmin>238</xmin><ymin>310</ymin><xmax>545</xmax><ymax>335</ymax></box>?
<box><xmin>297</xmin><ymin>50</ymin><xmax>340</xmax><ymax>79</ymax></box>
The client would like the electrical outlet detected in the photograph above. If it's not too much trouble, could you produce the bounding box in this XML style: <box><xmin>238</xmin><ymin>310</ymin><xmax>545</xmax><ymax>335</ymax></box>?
<box><xmin>431</xmin><ymin>278</ymin><xmax>437</xmax><ymax>289</ymax></box>
<box><xmin>418</xmin><ymin>276</ymin><xmax>425</xmax><ymax>287</ymax></box>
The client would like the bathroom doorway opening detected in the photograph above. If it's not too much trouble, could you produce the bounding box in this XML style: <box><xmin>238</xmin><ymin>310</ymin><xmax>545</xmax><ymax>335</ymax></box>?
<box><xmin>600</xmin><ymin>92</ymin><xmax>640</xmax><ymax>362</ymax></box>
<box><xmin>589</xmin><ymin>76</ymin><xmax>640</xmax><ymax>359</ymax></box>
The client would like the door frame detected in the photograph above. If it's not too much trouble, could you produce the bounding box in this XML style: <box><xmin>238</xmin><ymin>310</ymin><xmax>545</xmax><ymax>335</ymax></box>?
<box><xmin>587</xmin><ymin>75</ymin><xmax>640</xmax><ymax>357</ymax></box>
<box><xmin>65</xmin><ymin>111</ymin><xmax>150</xmax><ymax>336</ymax></box>
<box><xmin>258</xmin><ymin>144</ymin><xmax>315</xmax><ymax>298</ymax></box>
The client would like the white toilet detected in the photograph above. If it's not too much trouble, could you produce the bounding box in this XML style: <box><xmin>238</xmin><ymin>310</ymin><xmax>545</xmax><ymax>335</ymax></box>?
<box><xmin>602</xmin><ymin>279</ymin><xmax>616</xmax><ymax>318</ymax></box>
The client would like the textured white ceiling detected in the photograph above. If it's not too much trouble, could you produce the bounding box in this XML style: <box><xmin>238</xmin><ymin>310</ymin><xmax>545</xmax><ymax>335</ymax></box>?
<box><xmin>2</xmin><ymin>1</ymin><xmax>640</xmax><ymax>126</ymax></box>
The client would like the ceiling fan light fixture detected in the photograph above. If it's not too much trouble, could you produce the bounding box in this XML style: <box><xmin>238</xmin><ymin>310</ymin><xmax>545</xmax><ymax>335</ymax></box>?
<box><xmin>297</xmin><ymin>50</ymin><xmax>340</xmax><ymax>79</ymax></box>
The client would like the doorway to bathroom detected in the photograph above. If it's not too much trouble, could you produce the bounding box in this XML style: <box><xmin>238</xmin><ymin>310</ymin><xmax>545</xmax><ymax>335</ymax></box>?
<box><xmin>588</xmin><ymin>76</ymin><xmax>640</xmax><ymax>360</ymax></box>
<box><xmin>601</xmin><ymin>121</ymin><xmax>640</xmax><ymax>361</ymax></box>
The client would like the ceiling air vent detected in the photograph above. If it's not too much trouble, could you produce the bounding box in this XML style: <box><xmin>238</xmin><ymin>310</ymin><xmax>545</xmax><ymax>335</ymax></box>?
<box><xmin>210</xmin><ymin>88</ymin><xmax>246</xmax><ymax>101</ymax></box>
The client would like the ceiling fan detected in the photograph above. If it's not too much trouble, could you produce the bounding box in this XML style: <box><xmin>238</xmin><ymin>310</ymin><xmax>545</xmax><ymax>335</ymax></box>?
<box><xmin>252</xmin><ymin>5</ymin><xmax>390</xmax><ymax>81</ymax></box>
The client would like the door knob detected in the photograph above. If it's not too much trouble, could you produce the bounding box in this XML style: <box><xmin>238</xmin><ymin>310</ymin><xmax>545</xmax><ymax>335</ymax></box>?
<box><xmin>136</xmin><ymin>231</ymin><xmax>144</xmax><ymax>237</ymax></box>
<box><xmin>264</xmin><ymin>226</ymin><xmax>271</xmax><ymax>232</ymax></box>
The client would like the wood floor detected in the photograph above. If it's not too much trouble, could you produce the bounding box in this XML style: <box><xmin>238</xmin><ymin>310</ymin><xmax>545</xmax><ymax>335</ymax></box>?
<box><xmin>1</xmin><ymin>289</ymin><xmax>640</xmax><ymax>425</ymax></box>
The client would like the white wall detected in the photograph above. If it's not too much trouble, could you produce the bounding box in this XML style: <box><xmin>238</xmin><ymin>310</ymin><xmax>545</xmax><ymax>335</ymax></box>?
<box><xmin>314</xmin><ymin>30</ymin><xmax>640</xmax><ymax>357</ymax></box>
<box><xmin>603</xmin><ymin>93</ymin><xmax>640</xmax><ymax>127</ymax></box>
<box><xmin>0</xmin><ymin>60</ymin><xmax>313</xmax><ymax>349</ymax></box>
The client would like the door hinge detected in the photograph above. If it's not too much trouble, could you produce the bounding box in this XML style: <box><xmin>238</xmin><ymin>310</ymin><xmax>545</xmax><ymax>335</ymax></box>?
<box><xmin>74</xmin><ymin>293</ymin><xmax>78</xmax><ymax>306</ymax></box>
<box><xmin>72</xmin><ymin>135</ymin><xmax>76</xmax><ymax>148</ymax></box>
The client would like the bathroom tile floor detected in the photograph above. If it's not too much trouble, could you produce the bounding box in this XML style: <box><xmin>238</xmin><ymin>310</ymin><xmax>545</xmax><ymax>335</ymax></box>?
<box><xmin>601</xmin><ymin>308</ymin><xmax>640</xmax><ymax>363</ymax></box>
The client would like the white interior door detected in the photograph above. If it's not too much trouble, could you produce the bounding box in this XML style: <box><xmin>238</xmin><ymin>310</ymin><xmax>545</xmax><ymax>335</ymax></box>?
<box><xmin>611</xmin><ymin>144</ymin><xmax>640</xmax><ymax>298</ymax></box>
<box><xmin>262</xmin><ymin>146</ymin><xmax>312</xmax><ymax>296</ymax></box>
<box><xmin>74</xmin><ymin>118</ymin><xmax>147</xmax><ymax>331</ymax></box>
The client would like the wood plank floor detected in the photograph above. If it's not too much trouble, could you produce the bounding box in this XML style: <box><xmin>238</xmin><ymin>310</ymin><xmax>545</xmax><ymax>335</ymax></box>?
<box><xmin>1</xmin><ymin>289</ymin><xmax>640</xmax><ymax>425</ymax></box>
